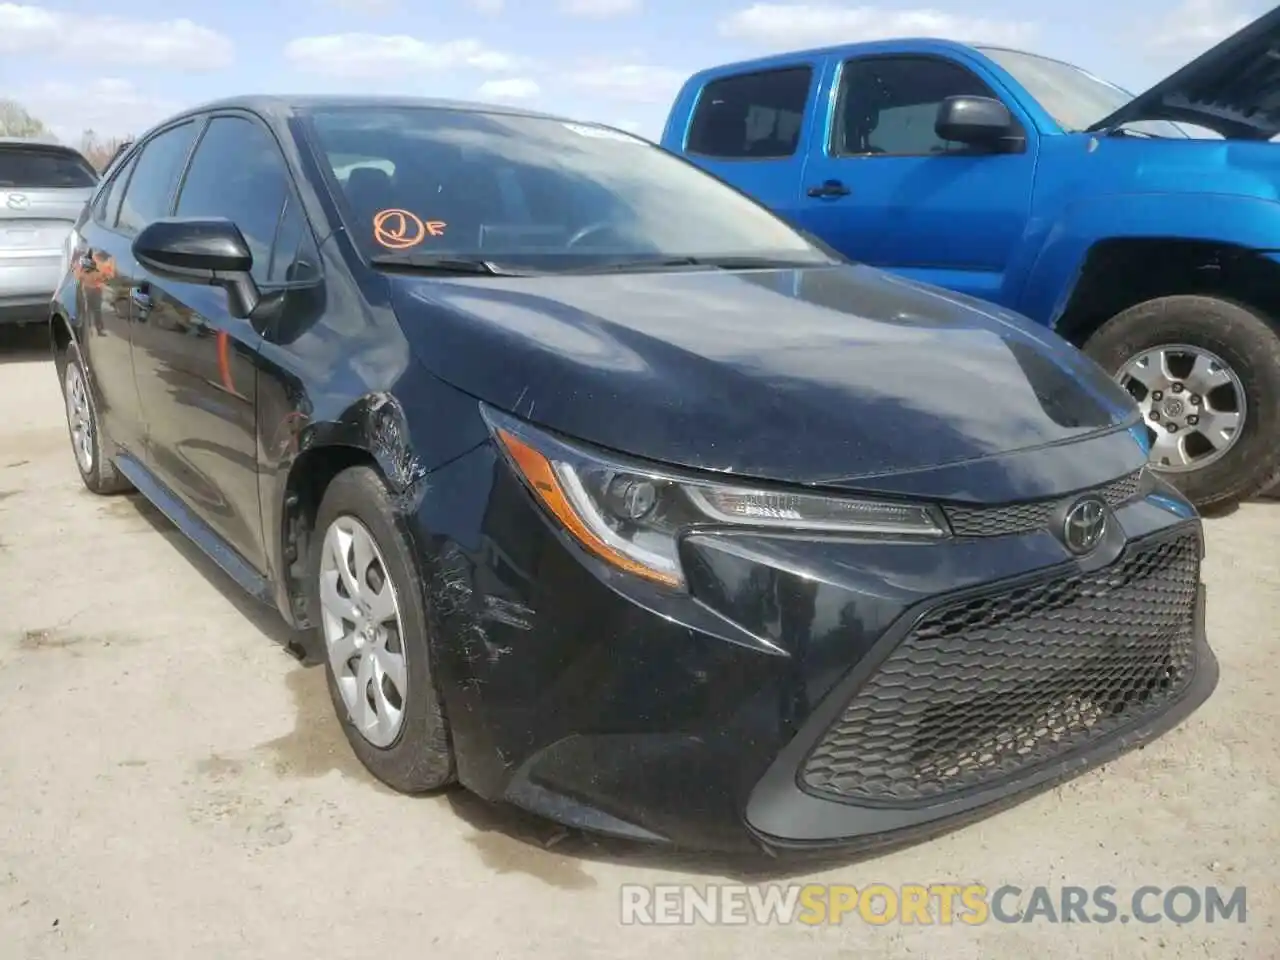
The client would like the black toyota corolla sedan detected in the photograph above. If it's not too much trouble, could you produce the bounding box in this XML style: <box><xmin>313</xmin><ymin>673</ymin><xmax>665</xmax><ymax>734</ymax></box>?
<box><xmin>50</xmin><ymin>95</ymin><xmax>1216</xmax><ymax>854</ymax></box>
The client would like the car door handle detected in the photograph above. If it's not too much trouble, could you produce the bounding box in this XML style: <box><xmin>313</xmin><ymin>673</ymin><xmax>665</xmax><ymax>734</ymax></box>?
<box><xmin>129</xmin><ymin>286</ymin><xmax>152</xmax><ymax>314</ymax></box>
<box><xmin>807</xmin><ymin>180</ymin><xmax>851</xmax><ymax>198</ymax></box>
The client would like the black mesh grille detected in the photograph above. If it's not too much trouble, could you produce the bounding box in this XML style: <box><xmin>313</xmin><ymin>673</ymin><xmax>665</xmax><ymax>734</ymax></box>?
<box><xmin>943</xmin><ymin>471</ymin><xmax>1144</xmax><ymax>538</ymax></box>
<box><xmin>801</xmin><ymin>532</ymin><xmax>1200</xmax><ymax>805</ymax></box>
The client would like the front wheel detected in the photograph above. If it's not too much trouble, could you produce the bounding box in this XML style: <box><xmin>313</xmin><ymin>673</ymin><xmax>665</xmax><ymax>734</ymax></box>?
<box><xmin>307</xmin><ymin>466</ymin><xmax>455</xmax><ymax>793</ymax></box>
<box><xmin>1083</xmin><ymin>295</ymin><xmax>1280</xmax><ymax>510</ymax></box>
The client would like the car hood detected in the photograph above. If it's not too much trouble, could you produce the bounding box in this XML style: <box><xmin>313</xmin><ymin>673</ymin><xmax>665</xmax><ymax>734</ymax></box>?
<box><xmin>392</xmin><ymin>263</ymin><xmax>1140</xmax><ymax>492</ymax></box>
<box><xmin>1089</xmin><ymin>5</ymin><xmax>1280</xmax><ymax>139</ymax></box>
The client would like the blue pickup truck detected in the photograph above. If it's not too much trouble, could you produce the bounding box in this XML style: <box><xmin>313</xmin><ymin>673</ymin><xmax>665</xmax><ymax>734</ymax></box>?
<box><xmin>662</xmin><ymin>7</ymin><xmax>1280</xmax><ymax>510</ymax></box>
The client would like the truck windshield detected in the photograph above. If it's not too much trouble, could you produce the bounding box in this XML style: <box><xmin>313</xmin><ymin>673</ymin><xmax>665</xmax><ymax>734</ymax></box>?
<box><xmin>301</xmin><ymin>105</ymin><xmax>833</xmax><ymax>272</ymax></box>
<box><xmin>978</xmin><ymin>47</ymin><xmax>1189</xmax><ymax>138</ymax></box>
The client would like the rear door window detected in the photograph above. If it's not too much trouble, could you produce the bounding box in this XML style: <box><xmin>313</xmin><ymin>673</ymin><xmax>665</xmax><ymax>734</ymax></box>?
<box><xmin>0</xmin><ymin>147</ymin><xmax>97</xmax><ymax>188</ymax></box>
<box><xmin>686</xmin><ymin>67</ymin><xmax>814</xmax><ymax>158</ymax></box>
<box><xmin>115</xmin><ymin>121</ymin><xmax>200</xmax><ymax>235</ymax></box>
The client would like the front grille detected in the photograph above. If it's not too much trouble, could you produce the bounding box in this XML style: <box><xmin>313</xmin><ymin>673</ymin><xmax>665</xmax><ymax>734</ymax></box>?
<box><xmin>801</xmin><ymin>532</ymin><xmax>1200</xmax><ymax>805</ymax></box>
<box><xmin>943</xmin><ymin>470</ymin><xmax>1144</xmax><ymax>538</ymax></box>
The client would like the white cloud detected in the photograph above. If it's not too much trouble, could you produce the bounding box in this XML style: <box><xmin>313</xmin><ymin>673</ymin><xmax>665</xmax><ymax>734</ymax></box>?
<box><xmin>719</xmin><ymin>3</ymin><xmax>1036</xmax><ymax>49</ymax></box>
<box><xmin>326</xmin><ymin>0</ymin><xmax>399</xmax><ymax>11</ymax></box>
<box><xmin>568</xmin><ymin>64</ymin><xmax>687</xmax><ymax>103</ymax></box>
<box><xmin>476</xmin><ymin>77</ymin><xmax>541</xmax><ymax>100</ymax></box>
<box><xmin>15</xmin><ymin>78</ymin><xmax>182</xmax><ymax>142</ymax></box>
<box><xmin>0</xmin><ymin>3</ymin><xmax>233</xmax><ymax>69</ymax></box>
<box><xmin>1146</xmin><ymin>0</ymin><xmax>1249</xmax><ymax>57</ymax></box>
<box><xmin>559</xmin><ymin>0</ymin><xmax>641</xmax><ymax>16</ymax></box>
<box><xmin>285</xmin><ymin>33</ymin><xmax>518</xmax><ymax>77</ymax></box>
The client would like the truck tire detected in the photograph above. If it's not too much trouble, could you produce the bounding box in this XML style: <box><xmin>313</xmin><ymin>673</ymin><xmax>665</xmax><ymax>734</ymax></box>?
<box><xmin>1082</xmin><ymin>295</ymin><xmax>1280</xmax><ymax>511</ymax></box>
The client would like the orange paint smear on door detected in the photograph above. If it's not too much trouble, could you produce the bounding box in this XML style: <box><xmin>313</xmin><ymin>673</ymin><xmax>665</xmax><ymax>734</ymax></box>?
<box><xmin>217</xmin><ymin>330</ymin><xmax>234</xmax><ymax>393</ymax></box>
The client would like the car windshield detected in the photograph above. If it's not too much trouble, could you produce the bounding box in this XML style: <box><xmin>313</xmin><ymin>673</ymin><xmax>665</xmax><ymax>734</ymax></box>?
<box><xmin>978</xmin><ymin>47</ymin><xmax>1190</xmax><ymax>139</ymax></box>
<box><xmin>301</xmin><ymin>105</ymin><xmax>832</xmax><ymax>272</ymax></box>
<box><xmin>0</xmin><ymin>145</ymin><xmax>98</xmax><ymax>188</ymax></box>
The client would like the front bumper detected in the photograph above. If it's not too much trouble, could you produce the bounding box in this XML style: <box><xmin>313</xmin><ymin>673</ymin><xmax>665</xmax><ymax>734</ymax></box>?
<box><xmin>411</xmin><ymin>443</ymin><xmax>1217</xmax><ymax>855</ymax></box>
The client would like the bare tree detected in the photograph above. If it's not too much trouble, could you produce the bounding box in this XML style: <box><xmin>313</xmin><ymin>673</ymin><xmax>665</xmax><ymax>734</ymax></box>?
<box><xmin>78</xmin><ymin>129</ymin><xmax>133</xmax><ymax>171</ymax></box>
<box><xmin>0</xmin><ymin>100</ymin><xmax>48</xmax><ymax>138</ymax></box>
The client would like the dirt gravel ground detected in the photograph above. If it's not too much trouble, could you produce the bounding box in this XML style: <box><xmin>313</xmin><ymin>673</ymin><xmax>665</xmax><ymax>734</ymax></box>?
<box><xmin>1</xmin><ymin>324</ymin><xmax>1277</xmax><ymax>959</ymax></box>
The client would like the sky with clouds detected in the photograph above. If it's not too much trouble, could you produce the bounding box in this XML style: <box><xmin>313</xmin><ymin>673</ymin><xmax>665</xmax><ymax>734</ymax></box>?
<box><xmin>0</xmin><ymin>0</ymin><xmax>1270</xmax><ymax>144</ymax></box>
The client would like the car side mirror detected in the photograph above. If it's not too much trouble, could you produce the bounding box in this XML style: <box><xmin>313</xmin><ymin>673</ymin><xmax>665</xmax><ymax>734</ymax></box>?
<box><xmin>132</xmin><ymin>217</ymin><xmax>261</xmax><ymax>319</ymax></box>
<box><xmin>935</xmin><ymin>96</ymin><xmax>1025</xmax><ymax>152</ymax></box>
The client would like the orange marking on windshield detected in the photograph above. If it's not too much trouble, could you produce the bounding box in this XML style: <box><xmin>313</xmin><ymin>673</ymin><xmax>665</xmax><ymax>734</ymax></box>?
<box><xmin>373</xmin><ymin>209</ymin><xmax>446</xmax><ymax>249</ymax></box>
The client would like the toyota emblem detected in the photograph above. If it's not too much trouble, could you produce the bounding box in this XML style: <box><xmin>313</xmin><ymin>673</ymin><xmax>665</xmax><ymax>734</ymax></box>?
<box><xmin>5</xmin><ymin>193</ymin><xmax>30</xmax><ymax>210</ymax></box>
<box><xmin>1062</xmin><ymin>496</ymin><xmax>1107</xmax><ymax>555</ymax></box>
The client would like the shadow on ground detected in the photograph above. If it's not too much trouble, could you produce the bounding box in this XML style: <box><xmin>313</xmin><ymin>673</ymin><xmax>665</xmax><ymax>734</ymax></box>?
<box><xmin>123</xmin><ymin>490</ymin><xmax>300</xmax><ymax>653</ymax></box>
<box><xmin>0</xmin><ymin>324</ymin><xmax>49</xmax><ymax>365</ymax></box>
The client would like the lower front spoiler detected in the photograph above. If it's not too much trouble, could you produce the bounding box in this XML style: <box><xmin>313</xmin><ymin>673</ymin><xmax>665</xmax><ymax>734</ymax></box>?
<box><xmin>744</xmin><ymin>583</ymin><xmax>1217</xmax><ymax>857</ymax></box>
<box><xmin>496</xmin><ymin>586</ymin><xmax>1216</xmax><ymax>860</ymax></box>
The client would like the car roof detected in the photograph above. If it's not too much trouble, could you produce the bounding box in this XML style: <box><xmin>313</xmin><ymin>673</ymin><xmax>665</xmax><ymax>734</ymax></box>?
<box><xmin>682</xmin><ymin>37</ymin><xmax>1051</xmax><ymax>81</ymax></box>
<box><xmin>155</xmin><ymin>94</ymin><xmax>594</xmax><ymax>129</ymax></box>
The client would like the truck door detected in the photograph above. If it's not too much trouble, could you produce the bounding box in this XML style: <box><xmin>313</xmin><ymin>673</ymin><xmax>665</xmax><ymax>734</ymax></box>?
<box><xmin>796</xmin><ymin>53</ymin><xmax>1038</xmax><ymax>305</ymax></box>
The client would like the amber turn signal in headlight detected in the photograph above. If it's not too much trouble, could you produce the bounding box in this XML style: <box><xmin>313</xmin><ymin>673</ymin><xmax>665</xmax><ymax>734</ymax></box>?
<box><xmin>486</xmin><ymin>407</ymin><xmax>948</xmax><ymax>589</ymax></box>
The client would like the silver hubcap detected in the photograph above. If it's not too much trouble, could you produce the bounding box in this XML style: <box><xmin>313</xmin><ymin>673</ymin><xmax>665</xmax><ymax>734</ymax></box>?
<box><xmin>1117</xmin><ymin>344</ymin><xmax>1245</xmax><ymax>474</ymax></box>
<box><xmin>64</xmin><ymin>362</ymin><xmax>94</xmax><ymax>474</ymax></box>
<box><xmin>319</xmin><ymin>516</ymin><xmax>408</xmax><ymax>748</ymax></box>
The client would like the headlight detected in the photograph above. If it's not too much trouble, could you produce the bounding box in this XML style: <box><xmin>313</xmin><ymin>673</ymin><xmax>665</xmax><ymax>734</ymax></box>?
<box><xmin>484</xmin><ymin>407</ymin><xmax>948</xmax><ymax>589</ymax></box>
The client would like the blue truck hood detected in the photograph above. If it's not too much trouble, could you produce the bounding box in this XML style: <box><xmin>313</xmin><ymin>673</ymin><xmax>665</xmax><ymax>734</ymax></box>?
<box><xmin>391</xmin><ymin>263</ymin><xmax>1141</xmax><ymax>491</ymax></box>
<box><xmin>1091</xmin><ymin>4</ymin><xmax>1280</xmax><ymax>139</ymax></box>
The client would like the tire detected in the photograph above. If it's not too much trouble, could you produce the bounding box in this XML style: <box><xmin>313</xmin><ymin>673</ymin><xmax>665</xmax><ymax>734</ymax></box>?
<box><xmin>58</xmin><ymin>339</ymin><xmax>133</xmax><ymax>495</ymax></box>
<box><xmin>1083</xmin><ymin>295</ymin><xmax>1280</xmax><ymax>510</ymax></box>
<box><xmin>307</xmin><ymin>465</ymin><xmax>455</xmax><ymax>793</ymax></box>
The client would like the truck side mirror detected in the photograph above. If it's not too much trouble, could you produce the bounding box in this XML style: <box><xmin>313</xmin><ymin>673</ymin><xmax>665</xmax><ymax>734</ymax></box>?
<box><xmin>936</xmin><ymin>96</ymin><xmax>1026</xmax><ymax>153</ymax></box>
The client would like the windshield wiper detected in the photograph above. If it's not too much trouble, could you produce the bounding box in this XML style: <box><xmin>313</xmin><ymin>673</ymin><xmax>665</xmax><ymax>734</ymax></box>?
<box><xmin>556</xmin><ymin>255</ymin><xmax>835</xmax><ymax>274</ymax></box>
<box><xmin>369</xmin><ymin>253</ymin><xmax>528</xmax><ymax>276</ymax></box>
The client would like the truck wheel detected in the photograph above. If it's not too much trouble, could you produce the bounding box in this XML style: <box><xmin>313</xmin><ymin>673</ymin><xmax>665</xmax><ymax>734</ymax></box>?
<box><xmin>1082</xmin><ymin>295</ymin><xmax>1280</xmax><ymax>511</ymax></box>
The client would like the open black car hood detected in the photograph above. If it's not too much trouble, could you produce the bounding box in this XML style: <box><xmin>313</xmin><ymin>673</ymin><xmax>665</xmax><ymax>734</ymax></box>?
<box><xmin>1089</xmin><ymin>4</ymin><xmax>1280</xmax><ymax>139</ymax></box>
<box><xmin>391</xmin><ymin>263</ymin><xmax>1142</xmax><ymax>496</ymax></box>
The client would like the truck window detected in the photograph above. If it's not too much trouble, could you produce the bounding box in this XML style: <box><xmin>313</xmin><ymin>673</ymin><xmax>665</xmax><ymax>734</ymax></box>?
<box><xmin>687</xmin><ymin>67</ymin><xmax>813</xmax><ymax>159</ymax></box>
<box><xmin>834</xmin><ymin>57</ymin><xmax>996</xmax><ymax>156</ymax></box>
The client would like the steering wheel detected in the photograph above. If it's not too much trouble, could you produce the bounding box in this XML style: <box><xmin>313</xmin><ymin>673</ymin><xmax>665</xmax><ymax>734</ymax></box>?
<box><xmin>566</xmin><ymin>221</ymin><xmax>623</xmax><ymax>249</ymax></box>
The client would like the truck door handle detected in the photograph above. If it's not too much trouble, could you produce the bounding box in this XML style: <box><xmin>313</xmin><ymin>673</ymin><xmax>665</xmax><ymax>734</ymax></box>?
<box><xmin>807</xmin><ymin>180</ymin><xmax>851</xmax><ymax>198</ymax></box>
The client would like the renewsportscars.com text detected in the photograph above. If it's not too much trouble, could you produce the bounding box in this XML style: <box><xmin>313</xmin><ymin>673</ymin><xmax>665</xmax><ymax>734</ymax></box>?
<box><xmin>620</xmin><ymin>883</ymin><xmax>1247</xmax><ymax>926</ymax></box>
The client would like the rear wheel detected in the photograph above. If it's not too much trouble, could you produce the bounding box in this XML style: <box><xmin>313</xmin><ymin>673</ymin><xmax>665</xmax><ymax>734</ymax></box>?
<box><xmin>307</xmin><ymin>466</ymin><xmax>454</xmax><ymax>792</ymax></box>
<box><xmin>1083</xmin><ymin>295</ymin><xmax>1280</xmax><ymax>510</ymax></box>
<box><xmin>58</xmin><ymin>340</ymin><xmax>132</xmax><ymax>495</ymax></box>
